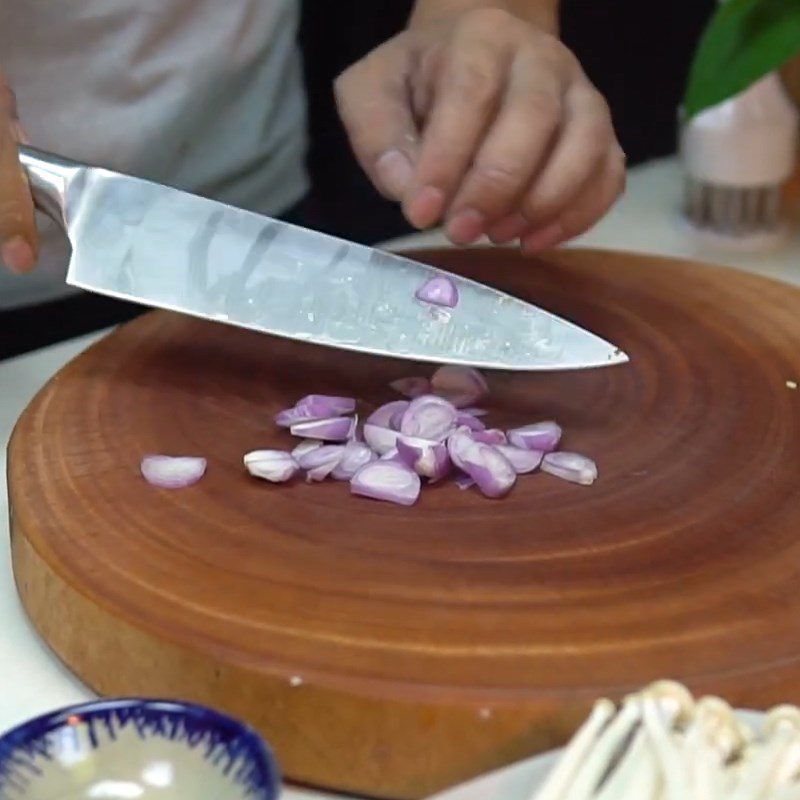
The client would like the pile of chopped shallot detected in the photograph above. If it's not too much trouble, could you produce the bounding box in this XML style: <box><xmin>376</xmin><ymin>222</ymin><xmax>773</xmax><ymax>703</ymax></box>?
<box><xmin>140</xmin><ymin>366</ymin><xmax>597</xmax><ymax>501</ymax></box>
<box><xmin>533</xmin><ymin>680</ymin><xmax>800</xmax><ymax>800</ymax></box>
<box><xmin>240</xmin><ymin>365</ymin><xmax>597</xmax><ymax>506</ymax></box>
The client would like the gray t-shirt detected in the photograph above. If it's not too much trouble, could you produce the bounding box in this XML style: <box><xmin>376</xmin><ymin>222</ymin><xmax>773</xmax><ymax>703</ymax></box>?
<box><xmin>0</xmin><ymin>0</ymin><xmax>308</xmax><ymax>309</ymax></box>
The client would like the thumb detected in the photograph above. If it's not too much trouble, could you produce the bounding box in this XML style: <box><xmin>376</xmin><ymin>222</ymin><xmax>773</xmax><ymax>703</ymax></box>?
<box><xmin>334</xmin><ymin>42</ymin><xmax>420</xmax><ymax>201</ymax></box>
<box><xmin>0</xmin><ymin>79</ymin><xmax>37</xmax><ymax>273</ymax></box>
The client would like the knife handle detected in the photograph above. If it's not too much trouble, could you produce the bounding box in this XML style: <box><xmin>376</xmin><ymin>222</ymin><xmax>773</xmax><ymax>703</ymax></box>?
<box><xmin>18</xmin><ymin>145</ymin><xmax>83</xmax><ymax>228</ymax></box>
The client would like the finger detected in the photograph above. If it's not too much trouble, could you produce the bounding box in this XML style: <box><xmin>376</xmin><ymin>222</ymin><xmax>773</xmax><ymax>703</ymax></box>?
<box><xmin>520</xmin><ymin>82</ymin><xmax>617</xmax><ymax>229</ymax></box>
<box><xmin>520</xmin><ymin>148</ymin><xmax>626</xmax><ymax>253</ymax></box>
<box><xmin>402</xmin><ymin>25</ymin><xmax>511</xmax><ymax>229</ymax></box>
<box><xmin>445</xmin><ymin>49</ymin><xmax>564</xmax><ymax>245</ymax></box>
<box><xmin>487</xmin><ymin>212</ymin><xmax>528</xmax><ymax>244</ymax></box>
<box><xmin>334</xmin><ymin>43</ymin><xmax>420</xmax><ymax>201</ymax></box>
<box><xmin>0</xmin><ymin>78</ymin><xmax>36</xmax><ymax>273</ymax></box>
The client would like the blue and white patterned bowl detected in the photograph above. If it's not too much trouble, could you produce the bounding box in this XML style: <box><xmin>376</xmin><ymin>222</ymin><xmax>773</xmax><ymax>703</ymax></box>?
<box><xmin>0</xmin><ymin>698</ymin><xmax>280</xmax><ymax>799</ymax></box>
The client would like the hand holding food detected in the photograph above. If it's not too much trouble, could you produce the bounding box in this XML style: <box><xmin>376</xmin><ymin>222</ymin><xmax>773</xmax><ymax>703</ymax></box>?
<box><xmin>335</xmin><ymin>3</ymin><xmax>625</xmax><ymax>251</ymax></box>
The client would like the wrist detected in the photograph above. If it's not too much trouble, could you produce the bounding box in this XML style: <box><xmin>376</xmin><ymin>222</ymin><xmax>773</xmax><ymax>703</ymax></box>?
<box><xmin>409</xmin><ymin>0</ymin><xmax>559</xmax><ymax>36</ymax></box>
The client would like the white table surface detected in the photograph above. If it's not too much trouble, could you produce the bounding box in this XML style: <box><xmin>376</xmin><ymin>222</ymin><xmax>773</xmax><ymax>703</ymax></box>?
<box><xmin>2</xmin><ymin>155</ymin><xmax>799</xmax><ymax>795</ymax></box>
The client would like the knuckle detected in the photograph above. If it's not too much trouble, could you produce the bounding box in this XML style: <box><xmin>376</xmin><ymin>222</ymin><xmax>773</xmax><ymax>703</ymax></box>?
<box><xmin>525</xmin><ymin>33</ymin><xmax>572</xmax><ymax>69</ymax></box>
<box><xmin>582</xmin><ymin>115</ymin><xmax>614</xmax><ymax>151</ymax></box>
<box><xmin>333</xmin><ymin>66</ymin><xmax>357</xmax><ymax>105</ymax></box>
<box><xmin>445</xmin><ymin>60</ymin><xmax>499</xmax><ymax>107</ymax></box>
<box><xmin>559</xmin><ymin>209</ymin><xmax>591</xmax><ymax>238</ymax></box>
<box><xmin>472</xmin><ymin>161</ymin><xmax>524</xmax><ymax>198</ymax></box>
<box><xmin>523</xmin><ymin>192</ymin><xmax>564</xmax><ymax>226</ymax></box>
<box><xmin>459</xmin><ymin>7</ymin><xmax>517</xmax><ymax>33</ymax></box>
<box><xmin>525</xmin><ymin>91</ymin><xmax>561</xmax><ymax>125</ymax></box>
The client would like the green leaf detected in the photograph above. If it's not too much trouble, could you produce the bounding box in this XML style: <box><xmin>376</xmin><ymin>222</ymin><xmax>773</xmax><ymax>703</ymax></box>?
<box><xmin>684</xmin><ymin>0</ymin><xmax>800</xmax><ymax>118</ymax></box>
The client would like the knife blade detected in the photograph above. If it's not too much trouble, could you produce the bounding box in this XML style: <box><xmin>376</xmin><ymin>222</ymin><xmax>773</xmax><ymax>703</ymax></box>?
<box><xmin>19</xmin><ymin>146</ymin><xmax>627</xmax><ymax>371</ymax></box>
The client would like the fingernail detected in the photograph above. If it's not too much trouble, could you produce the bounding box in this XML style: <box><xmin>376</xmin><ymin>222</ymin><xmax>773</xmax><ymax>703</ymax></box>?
<box><xmin>375</xmin><ymin>149</ymin><xmax>413</xmax><ymax>199</ymax></box>
<box><xmin>487</xmin><ymin>213</ymin><xmax>528</xmax><ymax>244</ymax></box>
<box><xmin>403</xmin><ymin>186</ymin><xmax>445</xmax><ymax>229</ymax></box>
<box><xmin>521</xmin><ymin>223</ymin><xmax>565</xmax><ymax>254</ymax></box>
<box><xmin>2</xmin><ymin>235</ymin><xmax>35</xmax><ymax>273</ymax></box>
<box><xmin>446</xmin><ymin>208</ymin><xmax>485</xmax><ymax>245</ymax></box>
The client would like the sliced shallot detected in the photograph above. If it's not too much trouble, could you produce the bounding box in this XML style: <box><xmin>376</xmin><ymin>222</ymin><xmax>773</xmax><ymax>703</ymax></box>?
<box><xmin>456</xmin><ymin>411</ymin><xmax>486</xmax><ymax>432</ymax></box>
<box><xmin>496</xmin><ymin>444</ymin><xmax>543</xmax><ymax>474</ymax></box>
<box><xmin>297</xmin><ymin>444</ymin><xmax>346</xmax><ymax>482</ymax></box>
<box><xmin>275</xmin><ymin>407</ymin><xmax>319</xmax><ymax>428</ymax></box>
<box><xmin>389</xmin><ymin>377</ymin><xmax>430</xmax><ymax>399</ymax></box>
<box><xmin>389</xmin><ymin>405</ymin><xmax>407</xmax><ymax>430</ymax></box>
<box><xmin>295</xmin><ymin>394</ymin><xmax>356</xmax><ymax>417</ymax></box>
<box><xmin>400</xmin><ymin>394</ymin><xmax>457</xmax><ymax>441</ymax></box>
<box><xmin>460</xmin><ymin>406</ymin><xmax>488</xmax><ymax>418</ymax></box>
<box><xmin>332</xmin><ymin>440</ymin><xmax>377</xmax><ymax>480</ymax></box>
<box><xmin>541</xmin><ymin>452</ymin><xmax>598</xmax><ymax>485</ymax></box>
<box><xmin>351</xmin><ymin>460</ymin><xmax>421</xmax><ymax>506</ymax></box>
<box><xmin>453</xmin><ymin>473</ymin><xmax>476</xmax><ymax>490</ymax></box>
<box><xmin>431</xmin><ymin>365</ymin><xmax>488</xmax><ymax>407</ymax></box>
<box><xmin>291</xmin><ymin>439</ymin><xmax>322</xmax><ymax>459</ymax></box>
<box><xmin>290</xmin><ymin>415</ymin><xmax>356</xmax><ymax>442</ymax></box>
<box><xmin>244</xmin><ymin>450</ymin><xmax>299</xmax><ymax>483</ymax></box>
<box><xmin>471</xmin><ymin>428</ymin><xmax>507</xmax><ymax>445</ymax></box>
<box><xmin>367</xmin><ymin>400</ymin><xmax>409</xmax><ymax>428</ymax></box>
<box><xmin>415</xmin><ymin>276</ymin><xmax>459</xmax><ymax>308</ymax></box>
<box><xmin>447</xmin><ymin>426</ymin><xmax>478</xmax><ymax>472</ymax></box>
<box><xmin>141</xmin><ymin>455</ymin><xmax>207</xmax><ymax>489</ymax></box>
<box><xmin>461</xmin><ymin>444</ymin><xmax>517</xmax><ymax>498</ymax></box>
<box><xmin>363</xmin><ymin>422</ymin><xmax>399</xmax><ymax>455</ymax></box>
<box><xmin>507</xmin><ymin>421</ymin><xmax>562</xmax><ymax>453</ymax></box>
<box><xmin>275</xmin><ymin>395</ymin><xmax>355</xmax><ymax>427</ymax></box>
<box><xmin>396</xmin><ymin>435</ymin><xmax>452</xmax><ymax>481</ymax></box>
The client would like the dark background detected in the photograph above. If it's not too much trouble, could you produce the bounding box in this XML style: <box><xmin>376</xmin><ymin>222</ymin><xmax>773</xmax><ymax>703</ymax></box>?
<box><xmin>1</xmin><ymin>0</ymin><xmax>716</xmax><ymax>359</ymax></box>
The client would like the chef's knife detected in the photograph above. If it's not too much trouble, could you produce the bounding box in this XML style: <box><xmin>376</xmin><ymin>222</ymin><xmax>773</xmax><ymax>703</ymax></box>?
<box><xmin>19</xmin><ymin>146</ymin><xmax>627</xmax><ymax>371</ymax></box>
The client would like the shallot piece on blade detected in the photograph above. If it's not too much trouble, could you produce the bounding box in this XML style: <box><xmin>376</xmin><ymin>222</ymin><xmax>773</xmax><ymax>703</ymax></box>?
<box><xmin>350</xmin><ymin>460</ymin><xmax>421</xmax><ymax>506</ymax></box>
<box><xmin>507</xmin><ymin>421</ymin><xmax>562</xmax><ymax>453</ymax></box>
<box><xmin>396</xmin><ymin>435</ymin><xmax>452</xmax><ymax>481</ymax></box>
<box><xmin>415</xmin><ymin>276</ymin><xmax>459</xmax><ymax>308</ymax></box>
<box><xmin>431</xmin><ymin>366</ymin><xmax>488</xmax><ymax>407</ymax></box>
<box><xmin>332</xmin><ymin>440</ymin><xmax>377</xmax><ymax>480</ymax></box>
<box><xmin>141</xmin><ymin>455</ymin><xmax>207</xmax><ymax>489</ymax></box>
<box><xmin>290</xmin><ymin>415</ymin><xmax>357</xmax><ymax>442</ymax></box>
<box><xmin>244</xmin><ymin>450</ymin><xmax>299</xmax><ymax>483</ymax></box>
<box><xmin>400</xmin><ymin>395</ymin><xmax>457</xmax><ymax>441</ymax></box>
<box><xmin>389</xmin><ymin>377</ymin><xmax>431</xmax><ymax>399</ymax></box>
<box><xmin>541</xmin><ymin>452</ymin><xmax>598</xmax><ymax>485</ymax></box>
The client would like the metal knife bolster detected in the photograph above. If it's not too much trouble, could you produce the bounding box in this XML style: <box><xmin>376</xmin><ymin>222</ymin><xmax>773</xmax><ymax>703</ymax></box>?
<box><xmin>19</xmin><ymin>146</ymin><xmax>83</xmax><ymax>228</ymax></box>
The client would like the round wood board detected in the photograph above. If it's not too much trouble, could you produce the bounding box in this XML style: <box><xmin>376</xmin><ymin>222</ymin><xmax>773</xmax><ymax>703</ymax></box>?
<box><xmin>9</xmin><ymin>248</ymin><xmax>800</xmax><ymax>798</ymax></box>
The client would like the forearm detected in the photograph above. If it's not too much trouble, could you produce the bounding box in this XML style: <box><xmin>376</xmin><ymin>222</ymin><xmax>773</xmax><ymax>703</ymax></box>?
<box><xmin>409</xmin><ymin>0</ymin><xmax>560</xmax><ymax>35</ymax></box>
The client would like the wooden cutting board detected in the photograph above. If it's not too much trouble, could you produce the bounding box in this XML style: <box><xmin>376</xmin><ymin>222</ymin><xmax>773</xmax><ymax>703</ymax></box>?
<box><xmin>9</xmin><ymin>248</ymin><xmax>800</xmax><ymax>798</ymax></box>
